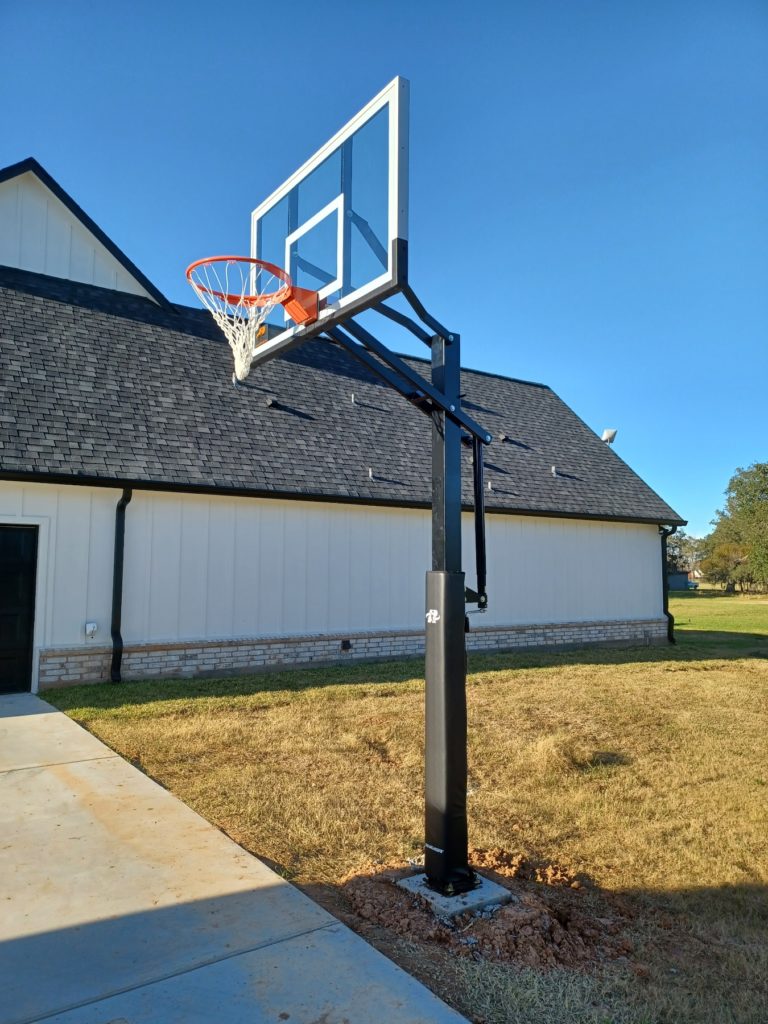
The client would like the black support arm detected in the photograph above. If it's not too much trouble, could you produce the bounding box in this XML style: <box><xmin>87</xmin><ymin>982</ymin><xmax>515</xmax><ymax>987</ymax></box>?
<box><xmin>339</xmin><ymin>318</ymin><xmax>491</xmax><ymax>444</ymax></box>
<box><xmin>326</xmin><ymin>328</ymin><xmax>433</xmax><ymax>412</ymax></box>
<box><xmin>327</xmin><ymin>323</ymin><xmax>490</xmax><ymax>613</ymax></box>
<box><xmin>402</xmin><ymin>283</ymin><xmax>454</xmax><ymax>340</ymax></box>
<box><xmin>374</xmin><ymin>302</ymin><xmax>434</xmax><ymax>345</ymax></box>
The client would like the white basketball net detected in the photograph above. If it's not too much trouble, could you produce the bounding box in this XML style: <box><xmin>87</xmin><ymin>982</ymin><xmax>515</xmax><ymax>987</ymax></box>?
<box><xmin>187</xmin><ymin>259</ymin><xmax>289</xmax><ymax>382</ymax></box>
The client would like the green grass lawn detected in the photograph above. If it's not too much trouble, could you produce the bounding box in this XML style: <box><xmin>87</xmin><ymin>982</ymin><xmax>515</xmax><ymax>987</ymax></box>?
<box><xmin>670</xmin><ymin>592</ymin><xmax>768</xmax><ymax>661</ymax></box>
<box><xmin>47</xmin><ymin>595</ymin><xmax>768</xmax><ymax>1024</ymax></box>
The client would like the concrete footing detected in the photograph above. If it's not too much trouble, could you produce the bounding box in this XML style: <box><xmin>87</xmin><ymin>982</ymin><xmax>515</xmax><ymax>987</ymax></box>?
<box><xmin>397</xmin><ymin>872</ymin><xmax>512</xmax><ymax>919</ymax></box>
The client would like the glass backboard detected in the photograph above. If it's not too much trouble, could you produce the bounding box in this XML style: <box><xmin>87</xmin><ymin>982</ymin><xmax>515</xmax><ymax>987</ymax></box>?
<box><xmin>250</xmin><ymin>76</ymin><xmax>409</xmax><ymax>366</ymax></box>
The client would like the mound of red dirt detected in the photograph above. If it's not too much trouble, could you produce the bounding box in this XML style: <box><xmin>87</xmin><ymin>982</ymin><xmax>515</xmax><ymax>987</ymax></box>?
<box><xmin>339</xmin><ymin>848</ymin><xmax>634</xmax><ymax>972</ymax></box>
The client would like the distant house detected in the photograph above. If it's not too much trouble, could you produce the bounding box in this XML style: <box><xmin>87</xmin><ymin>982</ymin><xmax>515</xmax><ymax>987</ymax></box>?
<box><xmin>668</xmin><ymin>572</ymin><xmax>690</xmax><ymax>591</ymax></box>
<box><xmin>0</xmin><ymin>158</ymin><xmax>685</xmax><ymax>694</ymax></box>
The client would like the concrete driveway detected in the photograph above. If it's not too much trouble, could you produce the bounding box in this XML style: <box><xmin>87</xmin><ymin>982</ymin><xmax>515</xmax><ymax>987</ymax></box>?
<box><xmin>0</xmin><ymin>693</ymin><xmax>465</xmax><ymax>1024</ymax></box>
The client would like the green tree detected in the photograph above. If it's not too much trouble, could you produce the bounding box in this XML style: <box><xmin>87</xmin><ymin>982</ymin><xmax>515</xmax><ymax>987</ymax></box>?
<box><xmin>666</xmin><ymin>530</ymin><xmax>704</xmax><ymax>574</ymax></box>
<box><xmin>725</xmin><ymin>463</ymin><xmax>768</xmax><ymax>585</ymax></box>
<box><xmin>700</xmin><ymin>538</ymin><xmax>747</xmax><ymax>590</ymax></box>
<box><xmin>701</xmin><ymin>464</ymin><xmax>768</xmax><ymax>591</ymax></box>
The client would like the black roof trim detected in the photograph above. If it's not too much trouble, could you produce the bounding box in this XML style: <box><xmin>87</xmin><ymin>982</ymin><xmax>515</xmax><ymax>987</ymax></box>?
<box><xmin>0</xmin><ymin>157</ymin><xmax>172</xmax><ymax>310</ymax></box>
<box><xmin>0</xmin><ymin>470</ymin><xmax>686</xmax><ymax>527</ymax></box>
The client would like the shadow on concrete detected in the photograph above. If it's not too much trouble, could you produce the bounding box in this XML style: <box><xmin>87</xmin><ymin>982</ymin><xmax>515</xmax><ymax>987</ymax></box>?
<box><xmin>0</xmin><ymin>884</ymin><xmax>307</xmax><ymax>1024</ymax></box>
<box><xmin>0</xmin><ymin>882</ymin><xmax>459</xmax><ymax>1024</ymax></box>
<box><xmin>2</xmin><ymin>863</ymin><xmax>764</xmax><ymax>1024</ymax></box>
<box><xmin>0</xmin><ymin>693</ymin><xmax>56</xmax><ymax>718</ymax></box>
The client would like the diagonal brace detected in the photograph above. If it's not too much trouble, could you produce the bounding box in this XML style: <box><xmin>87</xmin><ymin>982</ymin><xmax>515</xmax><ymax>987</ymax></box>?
<box><xmin>374</xmin><ymin>302</ymin><xmax>433</xmax><ymax>346</ymax></box>
<box><xmin>340</xmin><ymin>318</ymin><xmax>492</xmax><ymax>444</ymax></box>
<box><xmin>325</xmin><ymin>328</ymin><xmax>434</xmax><ymax>414</ymax></box>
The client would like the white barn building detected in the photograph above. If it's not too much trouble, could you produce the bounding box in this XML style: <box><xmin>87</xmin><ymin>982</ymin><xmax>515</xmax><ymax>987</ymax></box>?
<box><xmin>0</xmin><ymin>159</ymin><xmax>685</xmax><ymax>694</ymax></box>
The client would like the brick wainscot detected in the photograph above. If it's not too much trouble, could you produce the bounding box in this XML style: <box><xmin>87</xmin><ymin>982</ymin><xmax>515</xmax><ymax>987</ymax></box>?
<box><xmin>38</xmin><ymin>618</ymin><xmax>668</xmax><ymax>688</ymax></box>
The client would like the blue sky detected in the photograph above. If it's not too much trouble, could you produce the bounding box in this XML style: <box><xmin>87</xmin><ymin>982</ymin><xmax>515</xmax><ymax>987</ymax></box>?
<box><xmin>1</xmin><ymin>0</ymin><xmax>766</xmax><ymax>535</ymax></box>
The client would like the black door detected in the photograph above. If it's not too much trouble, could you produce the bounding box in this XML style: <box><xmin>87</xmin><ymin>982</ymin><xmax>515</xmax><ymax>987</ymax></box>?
<box><xmin>0</xmin><ymin>526</ymin><xmax>38</xmax><ymax>694</ymax></box>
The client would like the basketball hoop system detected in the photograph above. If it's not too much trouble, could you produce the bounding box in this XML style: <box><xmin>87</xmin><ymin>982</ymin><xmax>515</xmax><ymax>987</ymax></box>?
<box><xmin>185</xmin><ymin>78</ymin><xmax>500</xmax><ymax>903</ymax></box>
<box><xmin>186</xmin><ymin>257</ymin><xmax>318</xmax><ymax>381</ymax></box>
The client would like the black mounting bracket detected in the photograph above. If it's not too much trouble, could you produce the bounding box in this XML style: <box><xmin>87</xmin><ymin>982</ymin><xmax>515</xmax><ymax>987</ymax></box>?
<box><xmin>324</xmin><ymin>337</ymin><xmax>489</xmax><ymax>612</ymax></box>
<box><xmin>325</xmin><ymin>296</ymin><xmax>490</xmax><ymax>613</ymax></box>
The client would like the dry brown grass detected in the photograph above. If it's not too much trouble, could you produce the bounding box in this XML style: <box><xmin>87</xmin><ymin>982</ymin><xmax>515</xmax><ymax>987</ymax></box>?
<box><xmin>49</xmin><ymin>596</ymin><xmax>768</xmax><ymax>1024</ymax></box>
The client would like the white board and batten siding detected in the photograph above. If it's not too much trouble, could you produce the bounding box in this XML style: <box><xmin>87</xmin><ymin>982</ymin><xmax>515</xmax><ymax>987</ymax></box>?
<box><xmin>0</xmin><ymin>482</ymin><xmax>117</xmax><ymax>687</ymax></box>
<box><xmin>119</xmin><ymin>491</ymin><xmax>433</xmax><ymax>643</ymax></box>
<box><xmin>0</xmin><ymin>171</ymin><xmax>154</xmax><ymax>298</ymax></box>
<box><xmin>483</xmin><ymin>513</ymin><xmax>662</xmax><ymax>626</ymax></box>
<box><xmin>0</xmin><ymin>481</ymin><xmax>663</xmax><ymax>687</ymax></box>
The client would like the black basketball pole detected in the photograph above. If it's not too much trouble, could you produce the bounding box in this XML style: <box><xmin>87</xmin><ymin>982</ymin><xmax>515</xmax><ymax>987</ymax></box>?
<box><xmin>323</xmin><ymin>314</ymin><xmax>489</xmax><ymax>898</ymax></box>
<box><xmin>424</xmin><ymin>332</ymin><xmax>476</xmax><ymax>895</ymax></box>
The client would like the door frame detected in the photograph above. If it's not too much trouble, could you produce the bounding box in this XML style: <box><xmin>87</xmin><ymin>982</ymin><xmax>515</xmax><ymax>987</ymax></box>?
<box><xmin>0</xmin><ymin>515</ymin><xmax>50</xmax><ymax>694</ymax></box>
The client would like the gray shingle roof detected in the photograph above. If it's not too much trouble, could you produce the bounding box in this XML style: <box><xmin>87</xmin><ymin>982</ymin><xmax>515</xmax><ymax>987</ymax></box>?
<box><xmin>0</xmin><ymin>266</ymin><xmax>684</xmax><ymax>525</ymax></box>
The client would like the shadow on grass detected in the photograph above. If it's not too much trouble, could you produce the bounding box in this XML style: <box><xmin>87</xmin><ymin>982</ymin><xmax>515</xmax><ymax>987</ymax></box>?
<box><xmin>44</xmin><ymin>627</ymin><xmax>768</xmax><ymax>716</ymax></box>
<box><xmin>574</xmin><ymin>750</ymin><xmax>632</xmax><ymax>771</ymax></box>
<box><xmin>670</xmin><ymin>589</ymin><xmax>768</xmax><ymax>600</ymax></box>
<box><xmin>299</xmin><ymin>870</ymin><xmax>768</xmax><ymax>1024</ymax></box>
<box><xmin>673</xmin><ymin>628</ymin><xmax>768</xmax><ymax>655</ymax></box>
<box><xmin>2</xmin><ymin>865</ymin><xmax>765</xmax><ymax>1024</ymax></box>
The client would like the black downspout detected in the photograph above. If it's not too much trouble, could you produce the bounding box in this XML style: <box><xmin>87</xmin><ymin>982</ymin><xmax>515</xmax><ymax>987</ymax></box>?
<box><xmin>110</xmin><ymin>487</ymin><xmax>132</xmax><ymax>681</ymax></box>
<box><xmin>659</xmin><ymin>525</ymin><xmax>677</xmax><ymax>644</ymax></box>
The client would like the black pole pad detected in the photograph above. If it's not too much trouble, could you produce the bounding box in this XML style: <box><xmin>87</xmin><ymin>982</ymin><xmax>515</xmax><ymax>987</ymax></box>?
<box><xmin>424</xmin><ymin>569</ymin><xmax>477</xmax><ymax>895</ymax></box>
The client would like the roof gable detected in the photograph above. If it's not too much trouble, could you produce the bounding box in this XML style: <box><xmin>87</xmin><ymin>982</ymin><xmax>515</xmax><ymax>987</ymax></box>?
<box><xmin>0</xmin><ymin>158</ymin><xmax>169</xmax><ymax>307</ymax></box>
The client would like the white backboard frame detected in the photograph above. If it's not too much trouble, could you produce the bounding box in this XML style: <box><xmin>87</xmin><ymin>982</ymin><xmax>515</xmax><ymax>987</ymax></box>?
<box><xmin>249</xmin><ymin>76</ymin><xmax>409</xmax><ymax>366</ymax></box>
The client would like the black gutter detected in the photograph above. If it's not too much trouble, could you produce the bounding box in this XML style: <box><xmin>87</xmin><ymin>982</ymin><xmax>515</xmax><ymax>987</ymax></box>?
<box><xmin>0</xmin><ymin>471</ymin><xmax>687</xmax><ymax>529</ymax></box>
<box><xmin>659</xmin><ymin>525</ymin><xmax>678</xmax><ymax>644</ymax></box>
<box><xmin>110</xmin><ymin>487</ymin><xmax>132</xmax><ymax>682</ymax></box>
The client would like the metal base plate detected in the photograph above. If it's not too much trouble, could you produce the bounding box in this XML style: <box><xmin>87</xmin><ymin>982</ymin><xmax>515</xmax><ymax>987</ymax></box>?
<box><xmin>397</xmin><ymin>872</ymin><xmax>512</xmax><ymax>919</ymax></box>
